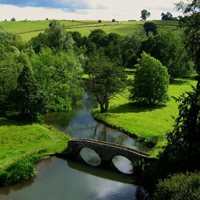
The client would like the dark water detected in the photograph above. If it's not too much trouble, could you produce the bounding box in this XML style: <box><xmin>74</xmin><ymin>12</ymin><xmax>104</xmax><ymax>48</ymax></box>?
<box><xmin>0</xmin><ymin>93</ymin><xmax>150</xmax><ymax>200</ymax></box>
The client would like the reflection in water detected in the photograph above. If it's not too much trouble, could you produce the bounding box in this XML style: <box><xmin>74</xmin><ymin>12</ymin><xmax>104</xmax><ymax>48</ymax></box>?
<box><xmin>43</xmin><ymin>93</ymin><xmax>151</xmax><ymax>153</ymax></box>
<box><xmin>80</xmin><ymin>147</ymin><xmax>101</xmax><ymax>166</ymax></box>
<box><xmin>0</xmin><ymin>157</ymin><xmax>137</xmax><ymax>200</ymax></box>
<box><xmin>112</xmin><ymin>156</ymin><xmax>133</xmax><ymax>174</ymax></box>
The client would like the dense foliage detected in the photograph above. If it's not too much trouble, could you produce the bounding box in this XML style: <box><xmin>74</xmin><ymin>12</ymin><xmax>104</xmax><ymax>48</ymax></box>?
<box><xmin>161</xmin><ymin>12</ymin><xmax>178</xmax><ymax>20</ymax></box>
<box><xmin>140</xmin><ymin>1</ymin><xmax>200</xmax><ymax>198</ymax></box>
<box><xmin>0</xmin><ymin>21</ymin><xmax>84</xmax><ymax>120</ymax></box>
<box><xmin>143</xmin><ymin>22</ymin><xmax>158</xmax><ymax>36</ymax></box>
<box><xmin>154</xmin><ymin>172</ymin><xmax>200</xmax><ymax>200</ymax></box>
<box><xmin>140</xmin><ymin>31</ymin><xmax>193</xmax><ymax>79</ymax></box>
<box><xmin>130</xmin><ymin>52</ymin><xmax>169</xmax><ymax>105</ymax></box>
<box><xmin>87</xmin><ymin>55</ymin><xmax>127</xmax><ymax>113</ymax></box>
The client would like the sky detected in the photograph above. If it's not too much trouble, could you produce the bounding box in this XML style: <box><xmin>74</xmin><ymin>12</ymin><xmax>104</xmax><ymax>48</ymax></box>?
<box><xmin>0</xmin><ymin>0</ymin><xmax>188</xmax><ymax>21</ymax></box>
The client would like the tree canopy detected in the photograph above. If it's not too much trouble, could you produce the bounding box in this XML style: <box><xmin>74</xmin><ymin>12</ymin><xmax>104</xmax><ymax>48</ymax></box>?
<box><xmin>140</xmin><ymin>31</ymin><xmax>193</xmax><ymax>79</ymax></box>
<box><xmin>143</xmin><ymin>22</ymin><xmax>158</xmax><ymax>36</ymax></box>
<box><xmin>161</xmin><ymin>12</ymin><xmax>177</xmax><ymax>20</ymax></box>
<box><xmin>87</xmin><ymin>55</ymin><xmax>127</xmax><ymax>113</ymax></box>
<box><xmin>130</xmin><ymin>52</ymin><xmax>169</xmax><ymax>105</ymax></box>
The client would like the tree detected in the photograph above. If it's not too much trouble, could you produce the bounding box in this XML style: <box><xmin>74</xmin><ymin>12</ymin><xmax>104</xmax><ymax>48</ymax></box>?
<box><xmin>11</xmin><ymin>17</ymin><xmax>16</xmax><ymax>21</ymax></box>
<box><xmin>141</xmin><ymin>9</ymin><xmax>151</xmax><ymax>21</ymax></box>
<box><xmin>120</xmin><ymin>29</ymin><xmax>147</xmax><ymax>68</ymax></box>
<box><xmin>98</xmin><ymin>20</ymin><xmax>102</xmax><ymax>23</ymax></box>
<box><xmin>88</xmin><ymin>29</ymin><xmax>108</xmax><ymax>49</ymax></box>
<box><xmin>139</xmin><ymin>1</ymin><xmax>200</xmax><ymax>196</ymax></box>
<box><xmin>0</xmin><ymin>44</ymin><xmax>22</xmax><ymax>111</ymax></box>
<box><xmin>112</xmin><ymin>19</ymin><xmax>116</xmax><ymax>22</ymax></box>
<box><xmin>161</xmin><ymin>12</ymin><xmax>172</xmax><ymax>20</ymax></box>
<box><xmin>140</xmin><ymin>31</ymin><xmax>193</xmax><ymax>79</ymax></box>
<box><xmin>87</xmin><ymin>55</ymin><xmax>127</xmax><ymax>113</ymax></box>
<box><xmin>161</xmin><ymin>12</ymin><xmax>178</xmax><ymax>20</ymax></box>
<box><xmin>31</xmin><ymin>47</ymin><xmax>84</xmax><ymax>111</ymax></box>
<box><xmin>159</xmin><ymin>0</ymin><xmax>200</xmax><ymax>172</ymax></box>
<box><xmin>175</xmin><ymin>2</ymin><xmax>200</xmax><ymax>76</ymax></box>
<box><xmin>7</xmin><ymin>52</ymin><xmax>46</xmax><ymax>120</ymax></box>
<box><xmin>130</xmin><ymin>52</ymin><xmax>169</xmax><ymax>105</ymax></box>
<box><xmin>45</xmin><ymin>20</ymin><xmax>74</xmax><ymax>51</ymax></box>
<box><xmin>143</xmin><ymin>22</ymin><xmax>158</xmax><ymax>36</ymax></box>
<box><xmin>29</xmin><ymin>20</ymin><xmax>75</xmax><ymax>53</ymax></box>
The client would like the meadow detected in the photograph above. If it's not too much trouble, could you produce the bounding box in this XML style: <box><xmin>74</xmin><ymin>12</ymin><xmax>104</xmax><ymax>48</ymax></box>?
<box><xmin>93</xmin><ymin>77</ymin><xmax>197</xmax><ymax>157</ymax></box>
<box><xmin>0</xmin><ymin>20</ymin><xmax>179</xmax><ymax>41</ymax></box>
<box><xmin>0</xmin><ymin>117</ymin><xmax>70</xmax><ymax>169</ymax></box>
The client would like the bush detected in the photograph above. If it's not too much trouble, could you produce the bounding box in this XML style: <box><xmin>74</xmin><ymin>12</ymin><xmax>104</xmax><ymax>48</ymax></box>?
<box><xmin>0</xmin><ymin>170</ymin><xmax>8</xmax><ymax>187</ymax></box>
<box><xmin>1</xmin><ymin>158</ymin><xmax>36</xmax><ymax>186</ymax></box>
<box><xmin>154</xmin><ymin>172</ymin><xmax>200</xmax><ymax>200</ymax></box>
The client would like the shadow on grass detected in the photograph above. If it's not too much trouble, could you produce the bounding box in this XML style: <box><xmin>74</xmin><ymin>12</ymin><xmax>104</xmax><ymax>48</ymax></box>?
<box><xmin>170</xmin><ymin>79</ymin><xmax>190</xmax><ymax>85</ymax></box>
<box><xmin>0</xmin><ymin>115</ymin><xmax>33</xmax><ymax>127</ymax></box>
<box><xmin>109</xmin><ymin>102</ymin><xmax>166</xmax><ymax>114</ymax></box>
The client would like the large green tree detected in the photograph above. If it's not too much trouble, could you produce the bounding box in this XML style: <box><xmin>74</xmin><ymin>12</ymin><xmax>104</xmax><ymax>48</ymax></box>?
<box><xmin>87</xmin><ymin>55</ymin><xmax>127</xmax><ymax>113</ymax></box>
<box><xmin>130</xmin><ymin>52</ymin><xmax>169</xmax><ymax>105</ymax></box>
<box><xmin>31</xmin><ymin>47</ymin><xmax>84</xmax><ymax>112</ymax></box>
<box><xmin>0</xmin><ymin>44</ymin><xmax>22</xmax><ymax>111</ymax></box>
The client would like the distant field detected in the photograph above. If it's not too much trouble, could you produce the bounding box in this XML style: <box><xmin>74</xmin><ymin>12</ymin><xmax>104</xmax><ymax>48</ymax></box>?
<box><xmin>0</xmin><ymin>20</ymin><xmax>179</xmax><ymax>41</ymax></box>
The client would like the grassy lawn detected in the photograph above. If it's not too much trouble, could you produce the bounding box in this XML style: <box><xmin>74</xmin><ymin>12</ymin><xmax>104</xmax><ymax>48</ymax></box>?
<box><xmin>93</xmin><ymin>78</ymin><xmax>197</xmax><ymax>156</ymax></box>
<box><xmin>0</xmin><ymin>117</ymin><xmax>70</xmax><ymax>169</ymax></box>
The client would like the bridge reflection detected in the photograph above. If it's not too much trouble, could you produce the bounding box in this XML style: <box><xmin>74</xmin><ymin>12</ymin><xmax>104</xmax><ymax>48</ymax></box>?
<box><xmin>66</xmin><ymin>156</ymin><xmax>135</xmax><ymax>185</ymax></box>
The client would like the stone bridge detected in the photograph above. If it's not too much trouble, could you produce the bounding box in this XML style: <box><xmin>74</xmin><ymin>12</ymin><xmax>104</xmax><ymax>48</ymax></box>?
<box><xmin>66</xmin><ymin>138</ymin><xmax>155</xmax><ymax>164</ymax></box>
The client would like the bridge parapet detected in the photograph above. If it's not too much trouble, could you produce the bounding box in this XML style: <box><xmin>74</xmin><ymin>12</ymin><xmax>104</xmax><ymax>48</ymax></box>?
<box><xmin>67</xmin><ymin>138</ymin><xmax>155</xmax><ymax>164</ymax></box>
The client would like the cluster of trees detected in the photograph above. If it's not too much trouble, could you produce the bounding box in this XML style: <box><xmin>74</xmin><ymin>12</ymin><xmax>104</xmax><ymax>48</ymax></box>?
<box><xmin>161</xmin><ymin>12</ymin><xmax>178</xmax><ymax>20</ymax></box>
<box><xmin>0</xmin><ymin>20</ymin><xmax>84</xmax><ymax>120</ymax></box>
<box><xmin>137</xmin><ymin>0</ymin><xmax>200</xmax><ymax>198</ymax></box>
<box><xmin>0</xmin><ymin>1</ymin><xmax>200</xmax><ymax>198</ymax></box>
<box><xmin>0</xmin><ymin>12</ymin><xmax>196</xmax><ymax>118</ymax></box>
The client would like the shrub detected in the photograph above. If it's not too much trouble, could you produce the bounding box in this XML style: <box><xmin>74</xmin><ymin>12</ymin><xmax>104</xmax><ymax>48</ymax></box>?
<box><xmin>154</xmin><ymin>172</ymin><xmax>200</xmax><ymax>200</ymax></box>
<box><xmin>0</xmin><ymin>170</ymin><xmax>8</xmax><ymax>187</ymax></box>
<box><xmin>5</xmin><ymin>158</ymin><xmax>35</xmax><ymax>185</ymax></box>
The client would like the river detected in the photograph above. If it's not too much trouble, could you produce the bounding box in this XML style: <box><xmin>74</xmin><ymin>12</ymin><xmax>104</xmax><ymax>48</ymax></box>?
<box><xmin>0</xmin><ymin>93</ymin><xmax>150</xmax><ymax>200</ymax></box>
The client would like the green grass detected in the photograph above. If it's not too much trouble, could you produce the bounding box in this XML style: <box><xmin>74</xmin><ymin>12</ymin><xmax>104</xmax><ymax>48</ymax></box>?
<box><xmin>93</xmin><ymin>78</ymin><xmax>197</xmax><ymax>156</ymax></box>
<box><xmin>0</xmin><ymin>117</ymin><xmax>71</xmax><ymax>169</ymax></box>
<box><xmin>0</xmin><ymin>20</ymin><xmax>179</xmax><ymax>41</ymax></box>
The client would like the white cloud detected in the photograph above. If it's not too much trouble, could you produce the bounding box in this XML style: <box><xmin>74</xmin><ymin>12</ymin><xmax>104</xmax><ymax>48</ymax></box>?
<box><xmin>0</xmin><ymin>0</ymin><xmax>188</xmax><ymax>22</ymax></box>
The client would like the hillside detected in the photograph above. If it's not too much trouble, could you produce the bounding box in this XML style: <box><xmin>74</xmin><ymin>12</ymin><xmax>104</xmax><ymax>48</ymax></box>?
<box><xmin>0</xmin><ymin>20</ymin><xmax>179</xmax><ymax>41</ymax></box>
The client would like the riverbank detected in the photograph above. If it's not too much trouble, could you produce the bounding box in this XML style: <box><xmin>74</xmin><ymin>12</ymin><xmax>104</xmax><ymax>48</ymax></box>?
<box><xmin>0</xmin><ymin>117</ymin><xmax>71</xmax><ymax>187</ymax></box>
<box><xmin>92</xmin><ymin>78</ymin><xmax>197</xmax><ymax>157</ymax></box>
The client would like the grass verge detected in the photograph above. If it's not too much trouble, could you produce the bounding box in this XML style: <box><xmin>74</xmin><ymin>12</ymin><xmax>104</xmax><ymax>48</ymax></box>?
<box><xmin>92</xmin><ymin>78</ymin><xmax>197</xmax><ymax>157</ymax></box>
<box><xmin>0</xmin><ymin>117</ymin><xmax>71</xmax><ymax>186</ymax></box>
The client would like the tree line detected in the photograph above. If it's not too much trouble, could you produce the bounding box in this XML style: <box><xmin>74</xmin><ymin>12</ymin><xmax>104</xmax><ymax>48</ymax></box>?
<box><xmin>0</xmin><ymin>1</ymin><xmax>200</xmax><ymax>197</ymax></box>
<box><xmin>0</xmin><ymin>14</ymin><xmax>195</xmax><ymax>117</ymax></box>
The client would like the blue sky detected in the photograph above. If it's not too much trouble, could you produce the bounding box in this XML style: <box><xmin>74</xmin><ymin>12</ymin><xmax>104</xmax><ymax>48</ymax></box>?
<box><xmin>0</xmin><ymin>0</ymin><xmax>187</xmax><ymax>21</ymax></box>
